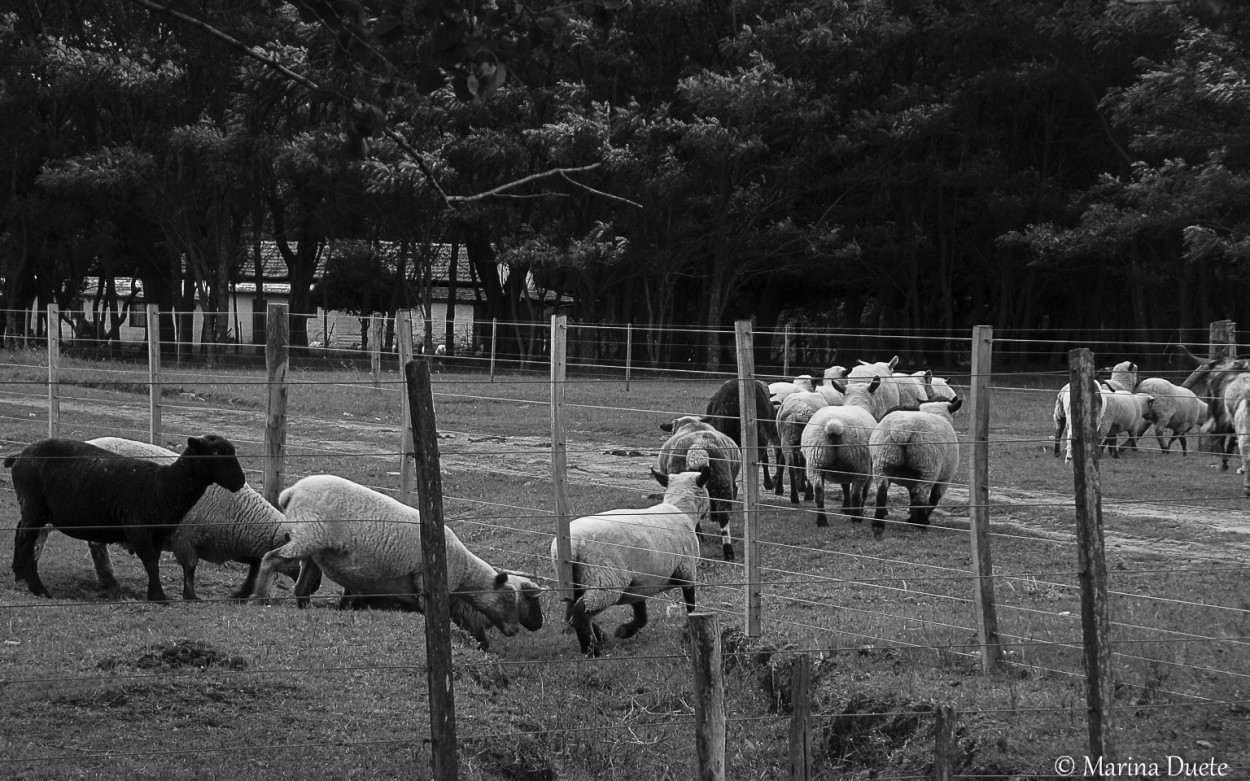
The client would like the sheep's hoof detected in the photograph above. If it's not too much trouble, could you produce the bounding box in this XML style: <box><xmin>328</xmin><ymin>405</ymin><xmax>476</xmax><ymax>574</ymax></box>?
<box><xmin>615</xmin><ymin>624</ymin><xmax>640</xmax><ymax>640</ymax></box>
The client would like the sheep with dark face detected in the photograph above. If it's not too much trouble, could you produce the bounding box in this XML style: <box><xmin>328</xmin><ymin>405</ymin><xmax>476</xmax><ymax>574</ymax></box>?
<box><xmin>657</xmin><ymin>416</ymin><xmax>741</xmax><ymax>561</ymax></box>
<box><xmin>45</xmin><ymin>437</ymin><xmax>296</xmax><ymax>601</ymax></box>
<box><xmin>701</xmin><ymin>378</ymin><xmax>780</xmax><ymax>493</ymax></box>
<box><xmin>776</xmin><ymin>390</ymin><xmax>830</xmax><ymax>505</ymax></box>
<box><xmin>7</xmin><ymin>435</ymin><xmax>246</xmax><ymax>602</ymax></box>
<box><xmin>801</xmin><ymin>375</ymin><xmax>891</xmax><ymax>527</ymax></box>
<box><xmin>870</xmin><ymin>398</ymin><xmax>963</xmax><ymax>538</ymax></box>
<box><xmin>553</xmin><ymin>467</ymin><xmax>710</xmax><ymax>657</ymax></box>
<box><xmin>251</xmin><ymin>475</ymin><xmax>542</xmax><ymax>651</ymax></box>
<box><xmin>1179</xmin><ymin>347</ymin><xmax>1250</xmax><ymax>489</ymax></box>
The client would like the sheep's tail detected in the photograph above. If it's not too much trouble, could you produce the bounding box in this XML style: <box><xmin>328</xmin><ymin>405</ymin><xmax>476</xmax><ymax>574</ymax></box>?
<box><xmin>685</xmin><ymin>446</ymin><xmax>710</xmax><ymax>471</ymax></box>
<box><xmin>822</xmin><ymin>418</ymin><xmax>848</xmax><ymax>440</ymax></box>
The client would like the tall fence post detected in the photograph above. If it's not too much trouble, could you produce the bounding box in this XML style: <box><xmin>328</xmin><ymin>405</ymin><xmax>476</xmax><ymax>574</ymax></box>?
<box><xmin>263</xmin><ymin>304</ymin><xmax>288</xmax><ymax>507</ymax></box>
<box><xmin>147</xmin><ymin>304</ymin><xmax>162</xmax><ymax>445</ymax></box>
<box><xmin>489</xmin><ymin>317</ymin><xmax>498</xmax><ymax>382</ymax></box>
<box><xmin>735</xmin><ymin>320</ymin><xmax>761</xmax><ymax>636</ymax></box>
<box><xmin>370</xmin><ymin>313</ymin><xmax>383</xmax><ymax>394</ymax></box>
<box><xmin>551</xmin><ymin>315</ymin><xmax>573</xmax><ymax>598</ymax></box>
<box><xmin>689</xmin><ymin>613</ymin><xmax>726</xmax><ymax>781</ymax></box>
<box><xmin>404</xmin><ymin>358</ymin><xmax>459</xmax><ymax>781</ymax></box>
<box><xmin>788</xmin><ymin>654</ymin><xmax>812</xmax><ymax>781</ymax></box>
<box><xmin>783</xmin><ymin>322</ymin><xmax>792</xmax><ymax>376</ymax></box>
<box><xmin>1211</xmin><ymin>319</ymin><xmax>1237</xmax><ymax>360</ymax></box>
<box><xmin>968</xmin><ymin>325</ymin><xmax>1003</xmax><ymax>672</ymax></box>
<box><xmin>1069</xmin><ymin>348</ymin><xmax>1115</xmax><ymax>770</ymax></box>
<box><xmin>397</xmin><ymin>310</ymin><xmax>416</xmax><ymax>504</ymax></box>
<box><xmin>625</xmin><ymin>321</ymin><xmax>633</xmax><ymax>391</ymax></box>
<box><xmin>46</xmin><ymin>303</ymin><xmax>60</xmax><ymax>439</ymax></box>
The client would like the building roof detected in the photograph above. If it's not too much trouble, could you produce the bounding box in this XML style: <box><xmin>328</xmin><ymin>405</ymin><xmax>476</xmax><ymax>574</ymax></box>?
<box><xmin>246</xmin><ymin>241</ymin><xmax>473</xmax><ymax>286</ymax></box>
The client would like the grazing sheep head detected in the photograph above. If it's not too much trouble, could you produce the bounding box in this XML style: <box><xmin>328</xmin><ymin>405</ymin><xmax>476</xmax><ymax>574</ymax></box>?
<box><xmin>452</xmin><ymin>571</ymin><xmax>533</xmax><ymax>647</ymax></box>
<box><xmin>185</xmin><ymin>435</ymin><xmax>246</xmax><ymax>492</ymax></box>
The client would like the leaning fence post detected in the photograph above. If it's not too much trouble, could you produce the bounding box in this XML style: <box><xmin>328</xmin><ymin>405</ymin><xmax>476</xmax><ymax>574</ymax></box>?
<box><xmin>46</xmin><ymin>303</ymin><xmax>60</xmax><ymax>438</ymax></box>
<box><xmin>551</xmin><ymin>315</ymin><xmax>573</xmax><ymax>599</ymax></box>
<box><xmin>735</xmin><ymin>320</ymin><xmax>761</xmax><ymax>636</ymax></box>
<box><xmin>263</xmin><ymin>304</ymin><xmax>289</xmax><ymax>507</ymax></box>
<box><xmin>788</xmin><ymin>654</ymin><xmax>812</xmax><ymax>781</ymax></box>
<box><xmin>1069</xmin><ymin>348</ymin><xmax>1115</xmax><ymax>769</ymax></box>
<box><xmin>397</xmin><ymin>310</ymin><xmax>416</xmax><ymax>504</ymax></box>
<box><xmin>405</xmin><ymin>358</ymin><xmax>459</xmax><ymax>781</ymax></box>
<box><xmin>968</xmin><ymin>325</ymin><xmax>1003</xmax><ymax>672</ymax></box>
<box><xmin>689</xmin><ymin>613</ymin><xmax>726</xmax><ymax>781</ymax></box>
<box><xmin>148</xmin><ymin>304</ymin><xmax>162</xmax><ymax>445</ymax></box>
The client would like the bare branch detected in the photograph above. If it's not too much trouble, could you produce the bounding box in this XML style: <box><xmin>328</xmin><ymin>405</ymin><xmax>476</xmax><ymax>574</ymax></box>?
<box><xmin>558</xmin><ymin>172</ymin><xmax>644</xmax><ymax>209</ymax></box>
<box><xmin>448</xmin><ymin>163</ymin><xmax>601</xmax><ymax>203</ymax></box>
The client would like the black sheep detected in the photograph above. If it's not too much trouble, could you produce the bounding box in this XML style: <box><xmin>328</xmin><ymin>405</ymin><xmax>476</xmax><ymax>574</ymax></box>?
<box><xmin>7</xmin><ymin>435</ymin><xmax>247</xmax><ymax>602</ymax></box>
<box><xmin>701</xmin><ymin>378</ymin><xmax>781</xmax><ymax>491</ymax></box>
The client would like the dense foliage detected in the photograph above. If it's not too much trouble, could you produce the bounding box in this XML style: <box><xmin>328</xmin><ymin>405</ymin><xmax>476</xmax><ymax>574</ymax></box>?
<box><xmin>2</xmin><ymin>0</ymin><xmax>1249</xmax><ymax>366</ymax></box>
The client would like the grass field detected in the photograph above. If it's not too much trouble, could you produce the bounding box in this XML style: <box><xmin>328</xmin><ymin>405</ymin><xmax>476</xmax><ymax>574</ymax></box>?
<box><xmin>0</xmin><ymin>348</ymin><xmax>1247</xmax><ymax>780</ymax></box>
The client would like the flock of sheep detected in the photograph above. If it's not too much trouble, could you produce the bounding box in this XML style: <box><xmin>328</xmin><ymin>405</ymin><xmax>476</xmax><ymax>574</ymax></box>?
<box><xmin>8</xmin><ymin>346</ymin><xmax>1239</xmax><ymax>658</ymax></box>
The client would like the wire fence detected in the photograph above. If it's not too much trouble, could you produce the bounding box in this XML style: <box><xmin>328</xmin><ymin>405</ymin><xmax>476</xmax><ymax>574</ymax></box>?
<box><xmin>0</xmin><ymin>307</ymin><xmax>1247</xmax><ymax>779</ymax></box>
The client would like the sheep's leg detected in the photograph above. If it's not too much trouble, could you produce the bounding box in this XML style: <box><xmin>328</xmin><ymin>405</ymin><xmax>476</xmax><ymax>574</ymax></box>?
<box><xmin>760</xmin><ymin>444</ymin><xmax>774</xmax><ymax>491</ymax></box>
<box><xmin>872</xmin><ymin>479</ymin><xmax>890</xmax><ymax>539</ymax></box>
<box><xmin>129</xmin><ymin>534</ymin><xmax>169</xmax><ymax>603</ymax></box>
<box><xmin>841</xmin><ymin>481</ymin><xmax>864</xmax><ymax>523</ymax></box>
<box><xmin>772</xmin><ymin>446</ymin><xmax>786</xmax><ymax>497</ymax></box>
<box><xmin>12</xmin><ymin>518</ymin><xmax>51</xmax><ymax>598</ymax></box>
<box><xmin>87</xmin><ymin>541</ymin><xmax>120</xmax><ymax>595</ymax></box>
<box><xmin>682</xmin><ymin>586</ymin><xmax>696</xmax><ymax>613</ymax></box>
<box><xmin>813</xmin><ymin>476</ymin><xmax>828</xmax><ymax>527</ymax></box>
<box><xmin>231</xmin><ymin>560</ymin><xmax>263</xmax><ymax>601</ymax></box>
<box><xmin>174</xmin><ymin>548</ymin><xmax>201</xmax><ymax>602</ymax></box>
<box><xmin>568</xmin><ymin>598</ymin><xmax>604</xmax><ymax>657</ymax></box>
<box><xmin>252</xmin><ymin>545</ymin><xmax>300</xmax><ymax>601</ymax></box>
<box><xmin>709</xmin><ymin>498</ymin><xmax>734</xmax><ymax>561</ymax></box>
<box><xmin>293</xmin><ymin>560</ymin><xmax>324</xmax><ymax>608</ymax></box>
<box><xmin>615</xmin><ymin>600</ymin><xmax>648</xmax><ymax>640</ymax></box>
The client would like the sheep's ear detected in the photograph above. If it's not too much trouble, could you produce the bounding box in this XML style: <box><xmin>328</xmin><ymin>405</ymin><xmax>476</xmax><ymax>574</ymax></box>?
<box><xmin>888</xmin><ymin>355</ymin><xmax>900</xmax><ymax>369</ymax></box>
<box><xmin>494</xmin><ymin>571</ymin><xmax>508</xmax><ymax>588</ymax></box>
<box><xmin>868</xmin><ymin>376</ymin><xmax>881</xmax><ymax>393</ymax></box>
<box><xmin>185</xmin><ymin>436</ymin><xmax>204</xmax><ymax>452</ymax></box>
<box><xmin>696</xmin><ymin>465</ymin><xmax>712</xmax><ymax>488</ymax></box>
<box><xmin>832</xmin><ymin>380</ymin><xmax>845</xmax><ymax>394</ymax></box>
<box><xmin>651</xmin><ymin>467</ymin><xmax>669</xmax><ymax>487</ymax></box>
<box><xmin>659</xmin><ymin>421</ymin><xmax>674</xmax><ymax>433</ymax></box>
<box><xmin>922</xmin><ymin>369</ymin><xmax>933</xmax><ymax>385</ymax></box>
<box><xmin>947</xmin><ymin>397</ymin><xmax>963</xmax><ymax>413</ymax></box>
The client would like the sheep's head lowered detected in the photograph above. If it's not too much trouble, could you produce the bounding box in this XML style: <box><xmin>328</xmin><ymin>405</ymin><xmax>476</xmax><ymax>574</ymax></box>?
<box><xmin>452</xmin><ymin>571</ymin><xmax>544</xmax><ymax>650</ymax></box>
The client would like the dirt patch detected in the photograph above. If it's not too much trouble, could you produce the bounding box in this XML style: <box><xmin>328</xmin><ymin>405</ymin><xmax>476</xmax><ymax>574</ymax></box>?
<box><xmin>97</xmin><ymin>639</ymin><xmax>248</xmax><ymax>672</ymax></box>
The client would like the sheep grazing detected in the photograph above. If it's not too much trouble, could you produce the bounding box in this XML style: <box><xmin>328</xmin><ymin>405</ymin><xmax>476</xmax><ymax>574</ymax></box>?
<box><xmin>1135</xmin><ymin>378</ymin><xmax>1207</xmax><ymax>454</ymax></box>
<box><xmin>801</xmin><ymin>375</ymin><xmax>887</xmax><ymax>527</ymax></box>
<box><xmin>870</xmin><ymin>398</ymin><xmax>963</xmax><ymax>538</ymax></box>
<box><xmin>775</xmin><ymin>391</ymin><xmax>830</xmax><ymax>505</ymax></box>
<box><xmin>1179</xmin><ymin>347</ymin><xmax>1250</xmax><ymax>487</ymax></box>
<box><xmin>250</xmin><ymin>475</ymin><xmax>543</xmax><ymax>650</ymax></box>
<box><xmin>701</xmin><ymin>378</ymin><xmax>781</xmax><ymax>493</ymax></box>
<box><xmin>657</xmin><ymin>416</ymin><xmax>741</xmax><ymax>561</ymax></box>
<box><xmin>7</xmin><ymin>435</ymin><xmax>246</xmax><ymax>602</ymax></box>
<box><xmin>58</xmin><ymin>437</ymin><xmax>293</xmax><ymax>600</ymax></box>
<box><xmin>553</xmin><ymin>467</ymin><xmax>710</xmax><ymax>657</ymax></box>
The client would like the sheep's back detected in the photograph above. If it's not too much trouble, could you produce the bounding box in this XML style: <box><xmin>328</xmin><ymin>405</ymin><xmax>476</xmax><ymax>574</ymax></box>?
<box><xmin>561</xmin><ymin>506</ymin><xmax>697</xmax><ymax>591</ymax></box>
<box><xmin>870</xmin><ymin>412</ymin><xmax>959</xmax><ymax>483</ymax></box>
<box><xmin>802</xmin><ymin>405</ymin><xmax>876</xmax><ymax>475</ymax></box>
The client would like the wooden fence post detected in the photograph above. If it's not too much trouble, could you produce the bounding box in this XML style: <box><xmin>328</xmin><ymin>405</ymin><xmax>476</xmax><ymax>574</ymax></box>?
<box><xmin>1069</xmin><ymin>348</ymin><xmax>1115</xmax><ymax>770</ymax></box>
<box><xmin>625</xmin><ymin>321</ymin><xmax>633</xmax><ymax>391</ymax></box>
<box><xmin>735</xmin><ymin>320</ymin><xmax>761</xmax><ymax>636</ymax></box>
<box><xmin>147</xmin><ymin>304</ymin><xmax>162</xmax><ymax>445</ymax></box>
<box><xmin>489</xmin><ymin>317</ymin><xmax>498</xmax><ymax>382</ymax></box>
<box><xmin>404</xmin><ymin>358</ymin><xmax>459</xmax><ymax>781</ymax></box>
<box><xmin>397</xmin><ymin>310</ymin><xmax>416</xmax><ymax>504</ymax></box>
<box><xmin>788</xmin><ymin>654</ymin><xmax>812</xmax><ymax>781</ymax></box>
<box><xmin>1211</xmin><ymin>320</ymin><xmax>1237</xmax><ymax>360</ymax></box>
<box><xmin>689</xmin><ymin>613</ymin><xmax>726</xmax><ymax>781</ymax></box>
<box><xmin>46</xmin><ymin>303</ymin><xmax>60</xmax><ymax>438</ymax></box>
<box><xmin>263</xmin><ymin>304</ymin><xmax>288</xmax><ymax>508</ymax></box>
<box><xmin>551</xmin><ymin>316</ymin><xmax>573</xmax><ymax>598</ymax></box>
<box><xmin>968</xmin><ymin>325</ymin><xmax>1003</xmax><ymax>673</ymax></box>
<box><xmin>783</xmin><ymin>322</ymin><xmax>792</xmax><ymax>376</ymax></box>
<box><xmin>370</xmin><ymin>313</ymin><xmax>383</xmax><ymax>394</ymax></box>
<box><xmin>933</xmin><ymin>703</ymin><xmax>956</xmax><ymax>781</ymax></box>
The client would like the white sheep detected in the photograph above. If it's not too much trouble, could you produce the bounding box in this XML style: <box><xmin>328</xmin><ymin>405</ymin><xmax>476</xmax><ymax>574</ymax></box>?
<box><xmin>250</xmin><ymin>474</ymin><xmax>543</xmax><ymax>650</ymax></box>
<box><xmin>553</xmin><ymin>467</ymin><xmax>709</xmax><ymax>657</ymax></box>
<box><xmin>657</xmin><ymin>416</ymin><xmax>741</xmax><ymax>561</ymax></box>
<box><xmin>892</xmin><ymin>369</ymin><xmax>936</xmax><ymax>407</ymax></box>
<box><xmin>1103</xmin><ymin>360</ymin><xmax>1139</xmax><ymax>392</ymax></box>
<box><xmin>801</xmin><ymin>375</ymin><xmax>890</xmax><ymax>527</ymax></box>
<box><xmin>869</xmin><ymin>398</ymin><xmax>963</xmax><ymax>538</ymax></box>
<box><xmin>850</xmin><ymin>356</ymin><xmax>902</xmax><ymax>411</ymax></box>
<box><xmin>7</xmin><ymin>435</ymin><xmax>246</xmax><ymax>602</ymax></box>
<box><xmin>1053</xmin><ymin>377</ymin><xmax>1106</xmax><ymax>464</ymax></box>
<box><xmin>929</xmin><ymin>376</ymin><xmax>958</xmax><ymax>402</ymax></box>
<box><xmin>63</xmin><ymin>437</ymin><xmax>294</xmax><ymax>601</ymax></box>
<box><xmin>1135</xmin><ymin>378</ymin><xmax>1206</xmax><ymax>454</ymax></box>
<box><xmin>768</xmin><ymin>375</ymin><xmax>816</xmax><ymax>407</ymax></box>
<box><xmin>775</xmin><ymin>391</ymin><xmax>829</xmax><ymax>505</ymax></box>
<box><xmin>1098</xmin><ymin>387</ymin><xmax>1154</xmax><ymax>457</ymax></box>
